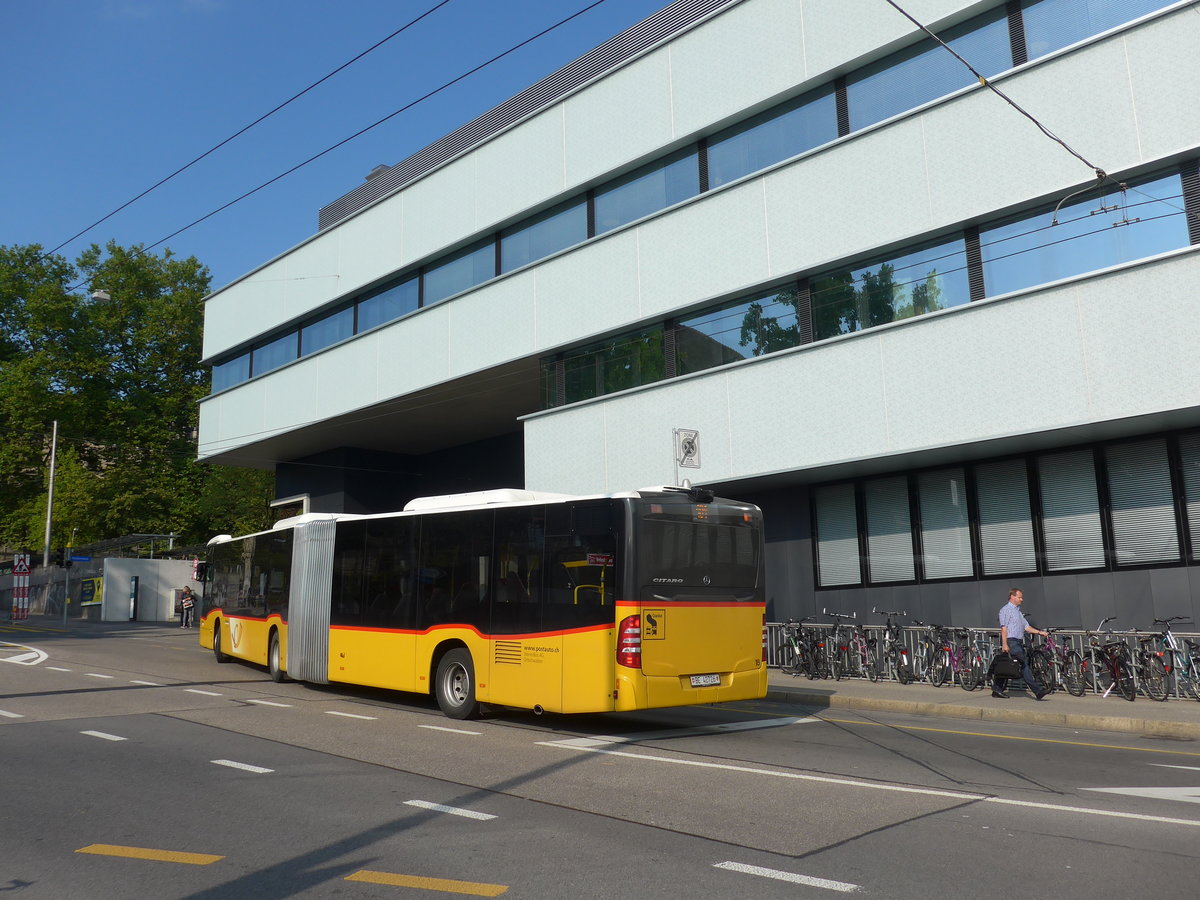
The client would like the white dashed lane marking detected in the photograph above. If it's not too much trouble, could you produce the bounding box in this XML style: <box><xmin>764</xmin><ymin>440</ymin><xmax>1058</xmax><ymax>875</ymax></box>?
<box><xmin>405</xmin><ymin>800</ymin><xmax>497</xmax><ymax>821</ymax></box>
<box><xmin>81</xmin><ymin>730</ymin><xmax>127</xmax><ymax>742</ymax></box>
<box><xmin>211</xmin><ymin>759</ymin><xmax>274</xmax><ymax>774</ymax></box>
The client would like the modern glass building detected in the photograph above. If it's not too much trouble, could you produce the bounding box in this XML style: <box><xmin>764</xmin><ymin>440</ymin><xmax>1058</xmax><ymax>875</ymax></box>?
<box><xmin>200</xmin><ymin>0</ymin><xmax>1200</xmax><ymax>628</ymax></box>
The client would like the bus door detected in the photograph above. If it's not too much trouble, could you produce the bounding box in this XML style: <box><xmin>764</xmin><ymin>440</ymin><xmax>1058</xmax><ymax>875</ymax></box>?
<box><xmin>634</xmin><ymin>499</ymin><xmax>764</xmax><ymax>704</ymax></box>
<box><xmin>487</xmin><ymin>506</ymin><xmax>562</xmax><ymax>712</ymax></box>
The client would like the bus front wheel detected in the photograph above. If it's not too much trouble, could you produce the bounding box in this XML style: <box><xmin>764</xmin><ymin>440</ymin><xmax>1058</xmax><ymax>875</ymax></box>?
<box><xmin>435</xmin><ymin>649</ymin><xmax>480</xmax><ymax>720</ymax></box>
<box><xmin>213</xmin><ymin>622</ymin><xmax>231</xmax><ymax>663</ymax></box>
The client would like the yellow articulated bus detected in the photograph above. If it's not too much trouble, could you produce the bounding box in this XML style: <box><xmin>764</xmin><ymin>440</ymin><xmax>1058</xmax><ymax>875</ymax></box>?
<box><xmin>198</xmin><ymin>485</ymin><xmax>766</xmax><ymax>719</ymax></box>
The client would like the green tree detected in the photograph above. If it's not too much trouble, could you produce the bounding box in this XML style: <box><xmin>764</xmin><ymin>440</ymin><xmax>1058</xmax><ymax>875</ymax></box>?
<box><xmin>0</xmin><ymin>241</ymin><xmax>273</xmax><ymax>551</ymax></box>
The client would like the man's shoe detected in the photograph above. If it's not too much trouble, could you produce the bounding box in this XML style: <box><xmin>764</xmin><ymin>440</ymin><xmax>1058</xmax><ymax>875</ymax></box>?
<box><xmin>1035</xmin><ymin>690</ymin><xmax>1049</xmax><ymax>700</ymax></box>
<box><xmin>991</xmin><ymin>690</ymin><xmax>1009</xmax><ymax>699</ymax></box>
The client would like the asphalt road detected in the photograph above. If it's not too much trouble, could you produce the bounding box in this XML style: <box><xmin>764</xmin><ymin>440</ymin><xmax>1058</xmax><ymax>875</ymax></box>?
<box><xmin>3</xmin><ymin>622</ymin><xmax>1199</xmax><ymax>898</ymax></box>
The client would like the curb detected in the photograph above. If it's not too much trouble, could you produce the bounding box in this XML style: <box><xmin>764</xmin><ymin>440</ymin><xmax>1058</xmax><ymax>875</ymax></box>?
<box><xmin>766</xmin><ymin>685</ymin><xmax>1200</xmax><ymax>741</ymax></box>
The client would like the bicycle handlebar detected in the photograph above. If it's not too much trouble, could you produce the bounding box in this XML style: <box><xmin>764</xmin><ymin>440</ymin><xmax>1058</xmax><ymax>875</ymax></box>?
<box><xmin>822</xmin><ymin>608</ymin><xmax>857</xmax><ymax>620</ymax></box>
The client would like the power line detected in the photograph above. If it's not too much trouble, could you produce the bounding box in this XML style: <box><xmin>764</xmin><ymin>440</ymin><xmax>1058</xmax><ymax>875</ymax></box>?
<box><xmin>41</xmin><ymin>0</ymin><xmax>457</xmax><ymax>261</ymax></box>
<box><xmin>63</xmin><ymin>0</ymin><xmax>614</xmax><ymax>293</ymax></box>
<box><xmin>880</xmin><ymin>0</ymin><xmax>1107</xmax><ymax>180</ymax></box>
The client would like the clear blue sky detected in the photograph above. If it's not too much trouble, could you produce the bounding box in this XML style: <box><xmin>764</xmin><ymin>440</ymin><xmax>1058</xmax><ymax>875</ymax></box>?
<box><xmin>1</xmin><ymin>0</ymin><xmax>668</xmax><ymax>291</ymax></box>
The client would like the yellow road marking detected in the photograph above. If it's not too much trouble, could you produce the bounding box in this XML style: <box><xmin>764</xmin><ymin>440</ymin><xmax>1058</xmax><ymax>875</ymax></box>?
<box><xmin>346</xmin><ymin>869</ymin><xmax>507</xmax><ymax>895</ymax></box>
<box><xmin>817</xmin><ymin>716</ymin><xmax>1200</xmax><ymax>757</ymax></box>
<box><xmin>76</xmin><ymin>844</ymin><xmax>223</xmax><ymax>865</ymax></box>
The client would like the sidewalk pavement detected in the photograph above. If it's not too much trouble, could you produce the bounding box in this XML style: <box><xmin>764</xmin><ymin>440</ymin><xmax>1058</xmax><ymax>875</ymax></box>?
<box><xmin>767</xmin><ymin>669</ymin><xmax>1200</xmax><ymax>740</ymax></box>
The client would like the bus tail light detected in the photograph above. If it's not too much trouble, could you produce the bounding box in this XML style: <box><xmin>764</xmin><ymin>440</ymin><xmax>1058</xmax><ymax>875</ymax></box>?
<box><xmin>617</xmin><ymin>615</ymin><xmax>641</xmax><ymax>668</ymax></box>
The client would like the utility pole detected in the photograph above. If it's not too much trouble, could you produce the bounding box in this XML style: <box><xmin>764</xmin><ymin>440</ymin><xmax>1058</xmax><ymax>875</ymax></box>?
<box><xmin>42</xmin><ymin>419</ymin><xmax>58</xmax><ymax>569</ymax></box>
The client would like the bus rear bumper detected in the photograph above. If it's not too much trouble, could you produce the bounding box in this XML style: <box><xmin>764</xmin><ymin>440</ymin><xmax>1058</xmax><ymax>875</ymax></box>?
<box><xmin>616</xmin><ymin>666</ymin><xmax>767</xmax><ymax>711</ymax></box>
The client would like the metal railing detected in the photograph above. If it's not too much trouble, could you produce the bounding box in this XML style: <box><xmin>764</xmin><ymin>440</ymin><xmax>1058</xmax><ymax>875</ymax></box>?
<box><xmin>767</xmin><ymin>620</ymin><xmax>1200</xmax><ymax>700</ymax></box>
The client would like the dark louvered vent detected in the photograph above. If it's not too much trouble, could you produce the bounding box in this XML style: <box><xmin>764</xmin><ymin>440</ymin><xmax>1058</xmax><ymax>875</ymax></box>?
<box><xmin>318</xmin><ymin>0</ymin><xmax>737</xmax><ymax>230</ymax></box>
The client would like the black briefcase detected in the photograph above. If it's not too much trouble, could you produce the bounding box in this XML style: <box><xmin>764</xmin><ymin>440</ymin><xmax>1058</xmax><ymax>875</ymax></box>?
<box><xmin>989</xmin><ymin>651</ymin><xmax>1021</xmax><ymax>678</ymax></box>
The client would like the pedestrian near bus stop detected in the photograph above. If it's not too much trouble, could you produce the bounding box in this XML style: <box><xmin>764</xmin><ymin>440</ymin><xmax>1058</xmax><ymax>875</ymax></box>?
<box><xmin>993</xmin><ymin>588</ymin><xmax>1048</xmax><ymax>700</ymax></box>
<box><xmin>180</xmin><ymin>586</ymin><xmax>195</xmax><ymax>628</ymax></box>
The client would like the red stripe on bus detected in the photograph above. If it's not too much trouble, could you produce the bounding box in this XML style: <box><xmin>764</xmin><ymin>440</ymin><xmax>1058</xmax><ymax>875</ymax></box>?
<box><xmin>329</xmin><ymin>622</ymin><xmax>614</xmax><ymax>640</ymax></box>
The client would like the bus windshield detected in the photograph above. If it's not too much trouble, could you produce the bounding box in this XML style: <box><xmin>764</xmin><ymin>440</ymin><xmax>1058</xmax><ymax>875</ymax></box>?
<box><xmin>634</xmin><ymin>497</ymin><xmax>761</xmax><ymax>595</ymax></box>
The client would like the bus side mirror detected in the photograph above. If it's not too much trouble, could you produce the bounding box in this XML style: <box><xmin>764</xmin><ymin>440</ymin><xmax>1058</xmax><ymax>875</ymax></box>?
<box><xmin>195</xmin><ymin>562</ymin><xmax>210</xmax><ymax>582</ymax></box>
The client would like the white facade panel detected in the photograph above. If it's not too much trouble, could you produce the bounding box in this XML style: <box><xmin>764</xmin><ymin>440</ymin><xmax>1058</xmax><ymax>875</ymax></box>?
<box><xmin>669</xmin><ymin>0</ymin><xmax>808</xmax><ymax>137</ymax></box>
<box><xmin>400</xmin><ymin>156</ymin><xmax>477</xmax><ymax>262</ymax></box>
<box><xmin>281</xmin><ymin>237</ymin><xmax>342</xmax><ymax>317</ymax></box>
<box><xmin>523</xmin><ymin>403</ymin><xmax>609</xmax><ymax>492</ymax></box>
<box><xmin>763</xmin><ymin>117</ymin><xmax>933</xmax><ymax>276</ymax></box>
<box><xmin>563</xmin><ymin>50</ymin><xmax>676</xmax><ymax>188</ymax></box>
<box><xmin>315</xmin><ymin>337</ymin><xmax>380</xmax><ymax>420</ymax></box>
<box><xmin>637</xmin><ymin>181</ymin><xmax>771</xmax><ymax>317</ymax></box>
<box><xmin>1076</xmin><ymin>251</ymin><xmax>1200</xmax><ymax>420</ymax></box>
<box><xmin>199</xmin><ymin>379</ymin><xmax>268</xmax><ymax>460</ymax></box>
<box><xmin>263</xmin><ymin>361</ymin><xmax>318</xmax><ymax>436</ymax></box>
<box><xmin>473</xmin><ymin>106</ymin><xmax>567</xmax><ymax>229</ymax></box>
<box><xmin>335</xmin><ymin>194</ymin><xmax>404</xmax><ymax>299</ymax></box>
<box><xmin>532</xmin><ymin>229</ymin><xmax>642</xmax><ymax>348</ymax></box>
<box><xmin>525</xmin><ymin>251</ymin><xmax>1200</xmax><ymax>494</ymax></box>
<box><xmin>601</xmin><ymin>382</ymin><xmax>735</xmax><ymax>490</ymax></box>
<box><xmin>800</xmin><ymin>0</ymin><xmax>979</xmax><ymax>77</ymax></box>
<box><xmin>203</xmin><ymin>272</ymin><xmax>286</xmax><ymax>360</ymax></box>
<box><xmin>376</xmin><ymin>303</ymin><xmax>452</xmax><ymax>395</ymax></box>
<box><xmin>448</xmin><ymin>271</ymin><xmax>537</xmax><ymax>375</ymax></box>
<box><xmin>1125</xmin><ymin>8</ymin><xmax>1200</xmax><ymax>161</ymax></box>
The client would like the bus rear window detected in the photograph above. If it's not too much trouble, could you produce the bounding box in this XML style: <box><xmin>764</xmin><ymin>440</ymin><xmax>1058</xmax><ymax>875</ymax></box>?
<box><xmin>636</xmin><ymin>501</ymin><xmax>760</xmax><ymax>591</ymax></box>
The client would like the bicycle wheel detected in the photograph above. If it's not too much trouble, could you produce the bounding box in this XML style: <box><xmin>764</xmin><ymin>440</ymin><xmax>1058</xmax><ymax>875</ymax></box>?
<box><xmin>831</xmin><ymin>649</ymin><xmax>845</xmax><ymax>681</ymax></box>
<box><xmin>1063</xmin><ymin>651</ymin><xmax>1087</xmax><ymax>697</ymax></box>
<box><xmin>894</xmin><ymin>650</ymin><xmax>912</xmax><ymax>684</ymax></box>
<box><xmin>927</xmin><ymin>651</ymin><xmax>949</xmax><ymax>686</ymax></box>
<box><xmin>1114</xmin><ymin>657</ymin><xmax>1136</xmax><ymax>702</ymax></box>
<box><xmin>866</xmin><ymin>649</ymin><xmax>881</xmax><ymax>683</ymax></box>
<box><xmin>778</xmin><ymin>643</ymin><xmax>799</xmax><ymax>676</ymax></box>
<box><xmin>960</xmin><ymin>652</ymin><xmax>982</xmax><ymax>691</ymax></box>
<box><xmin>1029</xmin><ymin>649</ymin><xmax>1054</xmax><ymax>694</ymax></box>
<box><xmin>1141</xmin><ymin>655</ymin><xmax>1169</xmax><ymax>702</ymax></box>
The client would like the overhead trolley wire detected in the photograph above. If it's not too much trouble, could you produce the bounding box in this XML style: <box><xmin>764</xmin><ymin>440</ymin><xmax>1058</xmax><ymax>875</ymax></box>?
<box><xmin>41</xmin><ymin>0</ymin><xmax>457</xmax><ymax>262</ymax></box>
<box><xmin>62</xmin><ymin>0</ymin><xmax>615</xmax><ymax>294</ymax></box>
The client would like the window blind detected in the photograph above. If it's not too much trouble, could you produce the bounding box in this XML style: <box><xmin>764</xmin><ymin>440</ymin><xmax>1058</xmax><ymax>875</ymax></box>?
<box><xmin>865</xmin><ymin>476</ymin><xmax>915</xmax><ymax>583</ymax></box>
<box><xmin>975</xmin><ymin>459</ymin><xmax>1038</xmax><ymax>575</ymax></box>
<box><xmin>1105</xmin><ymin>439</ymin><xmax>1180</xmax><ymax>565</ymax></box>
<box><xmin>918</xmin><ymin>468</ymin><xmax>973</xmax><ymax>579</ymax></box>
<box><xmin>814</xmin><ymin>484</ymin><xmax>861</xmax><ymax>586</ymax></box>
<box><xmin>1039</xmin><ymin>450</ymin><xmax>1105</xmax><ymax>571</ymax></box>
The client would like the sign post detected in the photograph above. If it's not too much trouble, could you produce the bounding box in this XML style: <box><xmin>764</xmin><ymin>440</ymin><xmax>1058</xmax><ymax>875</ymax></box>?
<box><xmin>673</xmin><ymin>428</ymin><xmax>700</xmax><ymax>486</ymax></box>
<box><xmin>12</xmin><ymin>552</ymin><xmax>31</xmax><ymax>621</ymax></box>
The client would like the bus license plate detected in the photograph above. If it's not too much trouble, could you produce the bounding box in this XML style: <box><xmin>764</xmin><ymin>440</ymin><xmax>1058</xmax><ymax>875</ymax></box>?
<box><xmin>690</xmin><ymin>673</ymin><xmax>720</xmax><ymax>687</ymax></box>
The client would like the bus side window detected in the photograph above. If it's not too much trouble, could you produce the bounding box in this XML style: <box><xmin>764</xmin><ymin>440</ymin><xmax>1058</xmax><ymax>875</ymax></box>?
<box><xmin>491</xmin><ymin>506</ymin><xmax>545</xmax><ymax>635</ymax></box>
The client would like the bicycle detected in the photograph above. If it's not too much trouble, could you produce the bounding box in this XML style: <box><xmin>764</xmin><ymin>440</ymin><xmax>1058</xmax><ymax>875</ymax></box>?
<box><xmin>777</xmin><ymin>618</ymin><xmax>813</xmax><ymax>678</ymax></box>
<box><xmin>1150</xmin><ymin>617</ymin><xmax>1200</xmax><ymax>701</ymax></box>
<box><xmin>925</xmin><ymin>627</ymin><xmax>982</xmax><ymax>690</ymax></box>
<box><xmin>823</xmin><ymin>609</ymin><xmax>861</xmax><ymax>681</ymax></box>
<box><xmin>909</xmin><ymin>620</ymin><xmax>939</xmax><ymax>684</ymax></box>
<box><xmin>1130</xmin><ymin>629</ymin><xmax>1170</xmax><ymax>702</ymax></box>
<box><xmin>1084</xmin><ymin>617</ymin><xmax>1136</xmax><ymax>701</ymax></box>
<box><xmin>872</xmin><ymin>608</ymin><xmax>912</xmax><ymax>684</ymax></box>
<box><xmin>1027</xmin><ymin>627</ymin><xmax>1087</xmax><ymax>697</ymax></box>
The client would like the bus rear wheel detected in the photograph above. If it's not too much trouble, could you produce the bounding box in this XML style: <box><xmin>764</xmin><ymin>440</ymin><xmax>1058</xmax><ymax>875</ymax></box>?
<box><xmin>435</xmin><ymin>649</ymin><xmax>480</xmax><ymax>720</ymax></box>
<box><xmin>268</xmin><ymin>633</ymin><xmax>288</xmax><ymax>683</ymax></box>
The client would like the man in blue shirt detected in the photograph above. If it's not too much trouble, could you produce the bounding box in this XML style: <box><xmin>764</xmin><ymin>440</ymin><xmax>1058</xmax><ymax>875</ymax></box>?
<box><xmin>994</xmin><ymin>588</ymin><xmax>1049</xmax><ymax>700</ymax></box>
